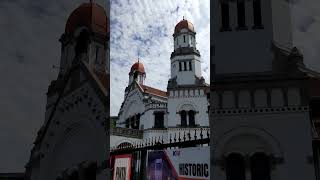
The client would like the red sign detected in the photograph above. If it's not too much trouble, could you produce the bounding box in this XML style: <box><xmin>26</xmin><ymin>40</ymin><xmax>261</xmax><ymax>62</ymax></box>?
<box><xmin>112</xmin><ymin>154</ymin><xmax>132</xmax><ymax>180</ymax></box>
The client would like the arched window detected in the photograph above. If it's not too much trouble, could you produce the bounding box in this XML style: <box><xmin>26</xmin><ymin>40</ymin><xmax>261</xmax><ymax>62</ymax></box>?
<box><xmin>226</xmin><ymin>153</ymin><xmax>246</xmax><ymax>180</ymax></box>
<box><xmin>181</xmin><ymin>110</ymin><xmax>187</xmax><ymax>127</ymax></box>
<box><xmin>135</xmin><ymin>113</ymin><xmax>140</xmax><ymax>129</ymax></box>
<box><xmin>253</xmin><ymin>0</ymin><xmax>263</xmax><ymax>28</ymax></box>
<box><xmin>130</xmin><ymin>116</ymin><xmax>137</xmax><ymax>129</ymax></box>
<box><xmin>221</xmin><ymin>2</ymin><xmax>230</xmax><ymax>30</ymax></box>
<box><xmin>251</xmin><ymin>153</ymin><xmax>271</xmax><ymax>180</ymax></box>
<box><xmin>237</xmin><ymin>0</ymin><xmax>246</xmax><ymax>28</ymax></box>
<box><xmin>75</xmin><ymin>30</ymin><xmax>89</xmax><ymax>56</ymax></box>
<box><xmin>179</xmin><ymin>62</ymin><xmax>182</xmax><ymax>71</ymax></box>
<box><xmin>154</xmin><ymin>112</ymin><xmax>164</xmax><ymax>128</ymax></box>
<box><xmin>188</xmin><ymin>110</ymin><xmax>195</xmax><ymax>127</ymax></box>
<box><xmin>125</xmin><ymin>118</ymin><xmax>129</xmax><ymax>128</ymax></box>
<box><xmin>189</xmin><ymin>61</ymin><xmax>192</xmax><ymax>71</ymax></box>
<box><xmin>184</xmin><ymin>61</ymin><xmax>187</xmax><ymax>71</ymax></box>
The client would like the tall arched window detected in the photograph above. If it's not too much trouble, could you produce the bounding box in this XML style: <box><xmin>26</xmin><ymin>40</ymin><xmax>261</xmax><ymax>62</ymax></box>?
<box><xmin>125</xmin><ymin>118</ymin><xmax>129</xmax><ymax>128</ymax></box>
<box><xmin>75</xmin><ymin>30</ymin><xmax>89</xmax><ymax>56</ymax></box>
<box><xmin>237</xmin><ymin>0</ymin><xmax>246</xmax><ymax>28</ymax></box>
<box><xmin>130</xmin><ymin>116</ymin><xmax>135</xmax><ymax>128</ymax></box>
<box><xmin>251</xmin><ymin>153</ymin><xmax>271</xmax><ymax>180</ymax></box>
<box><xmin>226</xmin><ymin>153</ymin><xmax>246</xmax><ymax>180</ymax></box>
<box><xmin>154</xmin><ymin>112</ymin><xmax>164</xmax><ymax>128</ymax></box>
<box><xmin>253</xmin><ymin>0</ymin><xmax>263</xmax><ymax>28</ymax></box>
<box><xmin>221</xmin><ymin>2</ymin><xmax>230</xmax><ymax>30</ymax></box>
<box><xmin>181</xmin><ymin>110</ymin><xmax>187</xmax><ymax>127</ymax></box>
<box><xmin>188</xmin><ymin>110</ymin><xmax>195</xmax><ymax>127</ymax></box>
<box><xmin>135</xmin><ymin>113</ymin><xmax>140</xmax><ymax>129</ymax></box>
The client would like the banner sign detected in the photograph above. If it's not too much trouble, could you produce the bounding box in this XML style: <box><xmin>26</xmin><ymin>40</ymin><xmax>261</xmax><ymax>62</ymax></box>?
<box><xmin>112</xmin><ymin>154</ymin><xmax>132</xmax><ymax>180</ymax></box>
<box><xmin>147</xmin><ymin>146</ymin><xmax>210</xmax><ymax>180</ymax></box>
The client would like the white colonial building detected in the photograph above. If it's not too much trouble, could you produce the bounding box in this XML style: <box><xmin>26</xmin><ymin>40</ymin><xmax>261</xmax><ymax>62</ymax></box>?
<box><xmin>211</xmin><ymin>0</ymin><xmax>320</xmax><ymax>180</ymax></box>
<box><xmin>110</xmin><ymin>19</ymin><xmax>210</xmax><ymax>149</ymax></box>
<box><xmin>25</xmin><ymin>2</ymin><xmax>110</xmax><ymax>180</ymax></box>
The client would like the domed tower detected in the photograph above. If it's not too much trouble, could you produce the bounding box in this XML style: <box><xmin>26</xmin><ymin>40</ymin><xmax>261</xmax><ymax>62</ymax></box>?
<box><xmin>128</xmin><ymin>60</ymin><xmax>146</xmax><ymax>85</ymax></box>
<box><xmin>170</xmin><ymin>18</ymin><xmax>203</xmax><ymax>86</ymax></box>
<box><xmin>26</xmin><ymin>2</ymin><xmax>110</xmax><ymax>180</ymax></box>
<box><xmin>58</xmin><ymin>1</ymin><xmax>109</xmax><ymax>76</ymax></box>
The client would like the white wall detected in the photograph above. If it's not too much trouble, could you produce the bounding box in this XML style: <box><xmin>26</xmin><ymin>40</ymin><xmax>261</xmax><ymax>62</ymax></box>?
<box><xmin>167</xmin><ymin>88</ymin><xmax>209</xmax><ymax>127</ymax></box>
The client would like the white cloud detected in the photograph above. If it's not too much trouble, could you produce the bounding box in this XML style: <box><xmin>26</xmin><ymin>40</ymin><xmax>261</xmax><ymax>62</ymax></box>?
<box><xmin>110</xmin><ymin>0</ymin><xmax>210</xmax><ymax>116</ymax></box>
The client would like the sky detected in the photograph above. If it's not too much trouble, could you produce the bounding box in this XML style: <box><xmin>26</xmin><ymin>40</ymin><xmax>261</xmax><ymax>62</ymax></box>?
<box><xmin>0</xmin><ymin>0</ymin><xmax>319</xmax><ymax>173</ymax></box>
<box><xmin>110</xmin><ymin>0</ymin><xmax>211</xmax><ymax>116</ymax></box>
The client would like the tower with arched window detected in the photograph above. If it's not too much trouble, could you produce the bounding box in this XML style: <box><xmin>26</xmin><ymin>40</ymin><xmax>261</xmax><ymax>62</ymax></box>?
<box><xmin>26</xmin><ymin>2</ymin><xmax>110</xmax><ymax>180</ymax></box>
<box><xmin>167</xmin><ymin>19</ymin><xmax>209</xmax><ymax>129</ymax></box>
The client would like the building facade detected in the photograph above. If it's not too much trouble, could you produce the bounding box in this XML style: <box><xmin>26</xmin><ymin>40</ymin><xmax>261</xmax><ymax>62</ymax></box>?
<box><xmin>211</xmin><ymin>0</ymin><xmax>320</xmax><ymax>179</ymax></box>
<box><xmin>110</xmin><ymin>19</ymin><xmax>210</xmax><ymax>149</ymax></box>
<box><xmin>25</xmin><ymin>2</ymin><xmax>110</xmax><ymax>180</ymax></box>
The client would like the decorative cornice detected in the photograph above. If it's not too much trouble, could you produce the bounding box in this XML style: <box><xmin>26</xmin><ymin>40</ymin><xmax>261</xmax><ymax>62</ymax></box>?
<box><xmin>211</xmin><ymin>106</ymin><xmax>309</xmax><ymax>116</ymax></box>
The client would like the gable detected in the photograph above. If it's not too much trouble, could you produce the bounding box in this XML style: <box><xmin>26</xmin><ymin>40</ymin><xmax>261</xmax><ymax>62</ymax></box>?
<box><xmin>36</xmin><ymin>60</ymin><xmax>109</xmax><ymax>147</ymax></box>
<box><xmin>119</xmin><ymin>87</ymin><xmax>145</xmax><ymax>118</ymax></box>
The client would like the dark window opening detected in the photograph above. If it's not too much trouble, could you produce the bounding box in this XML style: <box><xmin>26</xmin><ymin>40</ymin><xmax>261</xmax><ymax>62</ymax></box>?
<box><xmin>237</xmin><ymin>0</ymin><xmax>246</xmax><ymax>29</ymax></box>
<box><xmin>221</xmin><ymin>2</ymin><xmax>231</xmax><ymax>31</ymax></box>
<box><xmin>136</xmin><ymin>114</ymin><xmax>140</xmax><ymax>129</ymax></box>
<box><xmin>184</xmin><ymin>61</ymin><xmax>187</xmax><ymax>71</ymax></box>
<box><xmin>183</xmin><ymin>35</ymin><xmax>186</xmax><ymax>43</ymax></box>
<box><xmin>179</xmin><ymin>62</ymin><xmax>182</xmax><ymax>71</ymax></box>
<box><xmin>133</xmin><ymin>71</ymin><xmax>138</xmax><ymax>80</ymax></box>
<box><xmin>75</xmin><ymin>30</ymin><xmax>89</xmax><ymax>57</ymax></box>
<box><xmin>188</xmin><ymin>110</ymin><xmax>195</xmax><ymax>127</ymax></box>
<box><xmin>130</xmin><ymin>116</ymin><xmax>135</xmax><ymax>128</ymax></box>
<box><xmin>154</xmin><ymin>112</ymin><xmax>165</xmax><ymax>128</ymax></box>
<box><xmin>181</xmin><ymin>110</ymin><xmax>187</xmax><ymax>127</ymax></box>
<box><xmin>130</xmin><ymin>114</ymin><xmax>140</xmax><ymax>129</ymax></box>
<box><xmin>251</xmin><ymin>153</ymin><xmax>271</xmax><ymax>180</ymax></box>
<box><xmin>226</xmin><ymin>153</ymin><xmax>246</xmax><ymax>180</ymax></box>
<box><xmin>189</xmin><ymin>61</ymin><xmax>192</xmax><ymax>71</ymax></box>
<box><xmin>125</xmin><ymin>118</ymin><xmax>129</xmax><ymax>128</ymax></box>
<box><xmin>253</xmin><ymin>0</ymin><xmax>263</xmax><ymax>28</ymax></box>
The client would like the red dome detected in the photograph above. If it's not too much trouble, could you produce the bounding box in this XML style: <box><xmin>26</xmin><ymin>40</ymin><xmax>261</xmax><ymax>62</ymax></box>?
<box><xmin>174</xmin><ymin>19</ymin><xmax>195</xmax><ymax>34</ymax></box>
<box><xmin>130</xmin><ymin>62</ymin><xmax>145</xmax><ymax>74</ymax></box>
<box><xmin>65</xmin><ymin>2</ymin><xmax>108</xmax><ymax>36</ymax></box>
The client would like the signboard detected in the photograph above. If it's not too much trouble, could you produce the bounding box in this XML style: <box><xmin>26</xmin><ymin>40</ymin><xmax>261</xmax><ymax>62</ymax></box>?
<box><xmin>147</xmin><ymin>146</ymin><xmax>210</xmax><ymax>180</ymax></box>
<box><xmin>112</xmin><ymin>154</ymin><xmax>132</xmax><ymax>180</ymax></box>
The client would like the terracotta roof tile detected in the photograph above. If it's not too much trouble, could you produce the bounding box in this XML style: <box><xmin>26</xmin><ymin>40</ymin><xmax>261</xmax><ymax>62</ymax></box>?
<box><xmin>65</xmin><ymin>2</ymin><xmax>108</xmax><ymax>36</ymax></box>
<box><xmin>140</xmin><ymin>84</ymin><xmax>167</xmax><ymax>98</ymax></box>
